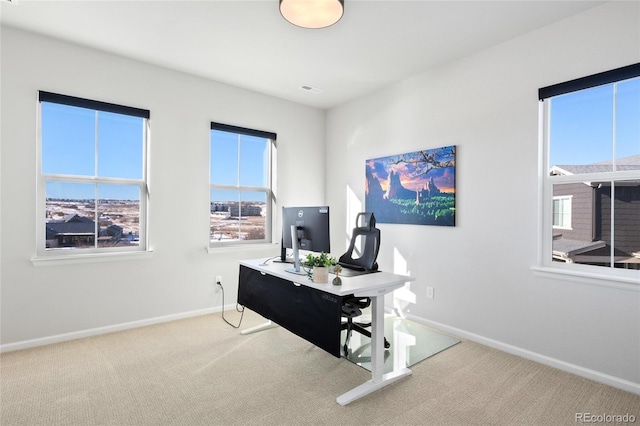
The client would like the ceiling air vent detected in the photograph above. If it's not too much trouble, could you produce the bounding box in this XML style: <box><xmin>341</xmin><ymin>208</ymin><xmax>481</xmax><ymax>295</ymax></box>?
<box><xmin>301</xmin><ymin>85</ymin><xmax>323</xmax><ymax>94</ymax></box>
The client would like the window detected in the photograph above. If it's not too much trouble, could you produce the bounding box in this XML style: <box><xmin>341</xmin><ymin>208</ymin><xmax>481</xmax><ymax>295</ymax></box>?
<box><xmin>539</xmin><ymin>64</ymin><xmax>640</xmax><ymax>278</ymax></box>
<box><xmin>37</xmin><ymin>92</ymin><xmax>149</xmax><ymax>256</ymax></box>
<box><xmin>210</xmin><ymin>122</ymin><xmax>275</xmax><ymax>246</ymax></box>
<box><xmin>552</xmin><ymin>196</ymin><xmax>572</xmax><ymax>229</ymax></box>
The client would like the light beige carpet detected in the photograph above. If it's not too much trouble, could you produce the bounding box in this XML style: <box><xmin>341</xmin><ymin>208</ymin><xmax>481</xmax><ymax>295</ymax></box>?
<box><xmin>1</xmin><ymin>310</ymin><xmax>638</xmax><ymax>426</ymax></box>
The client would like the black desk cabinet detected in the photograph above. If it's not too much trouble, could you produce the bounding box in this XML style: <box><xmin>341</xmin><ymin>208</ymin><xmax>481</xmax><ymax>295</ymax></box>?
<box><xmin>238</xmin><ymin>265</ymin><xmax>344</xmax><ymax>357</ymax></box>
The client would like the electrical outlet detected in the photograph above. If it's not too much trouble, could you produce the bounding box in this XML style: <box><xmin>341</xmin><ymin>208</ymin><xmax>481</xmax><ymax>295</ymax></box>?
<box><xmin>426</xmin><ymin>286</ymin><xmax>434</xmax><ymax>299</ymax></box>
<box><xmin>214</xmin><ymin>276</ymin><xmax>222</xmax><ymax>293</ymax></box>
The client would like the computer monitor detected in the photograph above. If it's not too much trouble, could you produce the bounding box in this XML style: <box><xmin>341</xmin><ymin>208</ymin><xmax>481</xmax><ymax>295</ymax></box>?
<box><xmin>281</xmin><ymin>206</ymin><xmax>330</xmax><ymax>274</ymax></box>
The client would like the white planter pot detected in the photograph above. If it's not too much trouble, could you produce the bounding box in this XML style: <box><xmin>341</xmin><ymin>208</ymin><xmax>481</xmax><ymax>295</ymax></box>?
<box><xmin>312</xmin><ymin>267</ymin><xmax>329</xmax><ymax>283</ymax></box>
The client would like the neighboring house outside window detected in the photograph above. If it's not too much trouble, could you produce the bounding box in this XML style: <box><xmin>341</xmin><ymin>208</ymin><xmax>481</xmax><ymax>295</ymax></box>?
<box><xmin>37</xmin><ymin>92</ymin><xmax>149</xmax><ymax>257</ymax></box>
<box><xmin>539</xmin><ymin>64</ymin><xmax>640</xmax><ymax>277</ymax></box>
<box><xmin>210</xmin><ymin>122</ymin><xmax>275</xmax><ymax>246</ymax></box>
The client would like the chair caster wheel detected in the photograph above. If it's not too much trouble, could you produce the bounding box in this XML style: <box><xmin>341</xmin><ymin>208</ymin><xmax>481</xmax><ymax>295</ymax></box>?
<box><xmin>384</xmin><ymin>338</ymin><xmax>390</xmax><ymax>349</ymax></box>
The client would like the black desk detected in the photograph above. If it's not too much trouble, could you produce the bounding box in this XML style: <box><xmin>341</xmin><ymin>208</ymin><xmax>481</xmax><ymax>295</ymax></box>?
<box><xmin>238</xmin><ymin>264</ymin><xmax>343</xmax><ymax>357</ymax></box>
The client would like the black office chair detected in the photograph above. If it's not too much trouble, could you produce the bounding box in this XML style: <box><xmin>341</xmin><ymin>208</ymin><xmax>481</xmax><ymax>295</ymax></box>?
<box><xmin>341</xmin><ymin>296</ymin><xmax>391</xmax><ymax>356</ymax></box>
<box><xmin>338</xmin><ymin>212</ymin><xmax>380</xmax><ymax>272</ymax></box>
<box><xmin>339</xmin><ymin>213</ymin><xmax>389</xmax><ymax>355</ymax></box>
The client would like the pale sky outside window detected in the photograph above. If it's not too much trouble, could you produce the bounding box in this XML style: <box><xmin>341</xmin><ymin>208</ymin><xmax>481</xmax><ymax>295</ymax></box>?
<box><xmin>210</xmin><ymin>129</ymin><xmax>268</xmax><ymax>202</ymax></box>
<box><xmin>42</xmin><ymin>102</ymin><xmax>143</xmax><ymax>200</ymax></box>
<box><xmin>549</xmin><ymin>78</ymin><xmax>640</xmax><ymax>167</ymax></box>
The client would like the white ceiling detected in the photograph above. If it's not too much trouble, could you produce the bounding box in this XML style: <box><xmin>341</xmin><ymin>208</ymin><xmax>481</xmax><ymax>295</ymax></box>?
<box><xmin>1</xmin><ymin>0</ymin><xmax>605</xmax><ymax>109</ymax></box>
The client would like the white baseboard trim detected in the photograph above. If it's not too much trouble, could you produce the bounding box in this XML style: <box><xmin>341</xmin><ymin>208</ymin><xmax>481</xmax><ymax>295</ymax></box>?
<box><xmin>0</xmin><ymin>304</ymin><xmax>235</xmax><ymax>353</ymax></box>
<box><xmin>403</xmin><ymin>313</ymin><xmax>640</xmax><ymax>396</ymax></box>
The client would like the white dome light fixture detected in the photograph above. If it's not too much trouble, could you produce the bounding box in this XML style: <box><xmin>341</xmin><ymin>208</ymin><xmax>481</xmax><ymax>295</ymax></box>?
<box><xmin>279</xmin><ymin>0</ymin><xmax>344</xmax><ymax>29</ymax></box>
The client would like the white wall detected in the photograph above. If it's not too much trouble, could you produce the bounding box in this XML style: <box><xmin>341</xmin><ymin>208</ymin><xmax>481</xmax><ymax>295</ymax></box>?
<box><xmin>0</xmin><ymin>27</ymin><xmax>325</xmax><ymax>347</ymax></box>
<box><xmin>326</xmin><ymin>1</ymin><xmax>640</xmax><ymax>392</ymax></box>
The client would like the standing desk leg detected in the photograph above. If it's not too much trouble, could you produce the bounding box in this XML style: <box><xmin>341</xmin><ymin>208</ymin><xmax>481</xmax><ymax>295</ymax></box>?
<box><xmin>370</xmin><ymin>294</ymin><xmax>385</xmax><ymax>380</ymax></box>
<box><xmin>336</xmin><ymin>293</ymin><xmax>412</xmax><ymax>405</ymax></box>
<box><xmin>240</xmin><ymin>320</ymin><xmax>278</xmax><ymax>335</ymax></box>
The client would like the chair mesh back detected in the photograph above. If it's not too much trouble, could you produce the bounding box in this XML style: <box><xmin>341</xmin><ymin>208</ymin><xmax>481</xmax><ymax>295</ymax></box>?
<box><xmin>338</xmin><ymin>212</ymin><xmax>380</xmax><ymax>271</ymax></box>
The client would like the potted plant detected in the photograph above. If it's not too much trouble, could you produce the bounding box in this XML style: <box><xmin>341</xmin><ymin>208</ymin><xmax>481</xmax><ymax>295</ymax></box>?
<box><xmin>301</xmin><ymin>252</ymin><xmax>336</xmax><ymax>283</ymax></box>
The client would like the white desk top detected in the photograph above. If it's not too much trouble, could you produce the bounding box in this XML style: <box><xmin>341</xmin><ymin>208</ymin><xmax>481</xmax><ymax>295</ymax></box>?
<box><xmin>240</xmin><ymin>258</ymin><xmax>414</xmax><ymax>298</ymax></box>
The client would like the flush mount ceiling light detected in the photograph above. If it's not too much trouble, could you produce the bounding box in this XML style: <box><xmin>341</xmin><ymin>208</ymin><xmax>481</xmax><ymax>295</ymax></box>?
<box><xmin>279</xmin><ymin>0</ymin><xmax>344</xmax><ymax>29</ymax></box>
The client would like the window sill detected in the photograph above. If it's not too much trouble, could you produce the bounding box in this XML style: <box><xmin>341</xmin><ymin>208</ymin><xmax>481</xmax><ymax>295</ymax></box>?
<box><xmin>31</xmin><ymin>250</ymin><xmax>154</xmax><ymax>267</ymax></box>
<box><xmin>531</xmin><ymin>265</ymin><xmax>640</xmax><ymax>291</ymax></box>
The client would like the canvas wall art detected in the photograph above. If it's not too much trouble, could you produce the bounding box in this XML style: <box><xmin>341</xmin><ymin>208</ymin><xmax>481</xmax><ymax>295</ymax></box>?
<box><xmin>365</xmin><ymin>145</ymin><xmax>456</xmax><ymax>226</ymax></box>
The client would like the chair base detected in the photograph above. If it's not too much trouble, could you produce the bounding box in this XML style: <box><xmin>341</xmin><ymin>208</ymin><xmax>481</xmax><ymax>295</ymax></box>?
<box><xmin>342</xmin><ymin>320</ymin><xmax>390</xmax><ymax>356</ymax></box>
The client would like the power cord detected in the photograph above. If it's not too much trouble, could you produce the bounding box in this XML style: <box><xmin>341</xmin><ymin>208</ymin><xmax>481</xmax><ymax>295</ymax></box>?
<box><xmin>217</xmin><ymin>280</ymin><xmax>245</xmax><ymax>329</ymax></box>
<box><xmin>259</xmin><ymin>255</ymin><xmax>281</xmax><ymax>266</ymax></box>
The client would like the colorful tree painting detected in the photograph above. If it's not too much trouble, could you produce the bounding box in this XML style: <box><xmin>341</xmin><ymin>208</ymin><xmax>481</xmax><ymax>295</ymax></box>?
<box><xmin>365</xmin><ymin>146</ymin><xmax>456</xmax><ymax>226</ymax></box>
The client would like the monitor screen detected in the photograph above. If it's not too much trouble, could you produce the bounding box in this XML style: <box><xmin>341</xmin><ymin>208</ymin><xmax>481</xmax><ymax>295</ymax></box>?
<box><xmin>280</xmin><ymin>206</ymin><xmax>330</xmax><ymax>266</ymax></box>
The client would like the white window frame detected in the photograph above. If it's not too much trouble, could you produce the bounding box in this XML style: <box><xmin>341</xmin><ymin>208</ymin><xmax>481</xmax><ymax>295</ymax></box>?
<box><xmin>536</xmin><ymin>64</ymin><xmax>640</xmax><ymax>287</ymax></box>
<box><xmin>34</xmin><ymin>91</ymin><xmax>150</xmax><ymax>264</ymax></box>
<box><xmin>208</xmin><ymin>122</ymin><xmax>276</xmax><ymax>249</ymax></box>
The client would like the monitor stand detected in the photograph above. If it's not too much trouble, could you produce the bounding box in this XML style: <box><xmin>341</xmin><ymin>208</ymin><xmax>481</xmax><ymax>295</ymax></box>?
<box><xmin>285</xmin><ymin>225</ymin><xmax>306</xmax><ymax>275</ymax></box>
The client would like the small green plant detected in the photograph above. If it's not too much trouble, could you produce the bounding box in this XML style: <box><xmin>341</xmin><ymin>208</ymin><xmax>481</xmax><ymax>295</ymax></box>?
<box><xmin>301</xmin><ymin>252</ymin><xmax>337</xmax><ymax>282</ymax></box>
<box><xmin>301</xmin><ymin>252</ymin><xmax>337</xmax><ymax>268</ymax></box>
